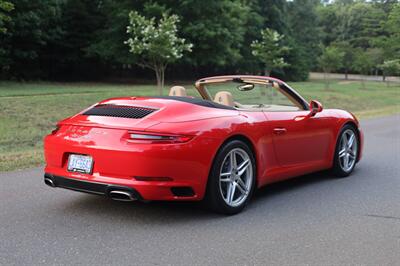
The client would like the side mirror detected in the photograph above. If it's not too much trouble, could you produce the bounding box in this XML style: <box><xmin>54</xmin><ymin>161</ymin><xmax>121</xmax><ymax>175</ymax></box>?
<box><xmin>308</xmin><ymin>100</ymin><xmax>323</xmax><ymax>117</ymax></box>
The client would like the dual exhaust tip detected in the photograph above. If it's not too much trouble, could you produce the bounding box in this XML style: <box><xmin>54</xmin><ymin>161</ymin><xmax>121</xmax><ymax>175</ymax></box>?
<box><xmin>44</xmin><ymin>177</ymin><xmax>56</xmax><ymax>187</ymax></box>
<box><xmin>108</xmin><ymin>190</ymin><xmax>136</xmax><ymax>202</ymax></box>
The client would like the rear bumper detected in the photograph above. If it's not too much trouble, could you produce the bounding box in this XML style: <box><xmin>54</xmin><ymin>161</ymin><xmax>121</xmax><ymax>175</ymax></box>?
<box><xmin>44</xmin><ymin>172</ymin><xmax>198</xmax><ymax>201</ymax></box>
<box><xmin>44</xmin><ymin>173</ymin><xmax>143</xmax><ymax>200</ymax></box>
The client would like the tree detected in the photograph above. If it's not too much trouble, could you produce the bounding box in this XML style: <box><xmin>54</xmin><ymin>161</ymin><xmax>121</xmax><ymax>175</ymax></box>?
<box><xmin>177</xmin><ymin>0</ymin><xmax>250</xmax><ymax>72</ymax></box>
<box><xmin>379</xmin><ymin>4</ymin><xmax>400</xmax><ymax>59</ymax></box>
<box><xmin>288</xmin><ymin>0</ymin><xmax>321</xmax><ymax>69</ymax></box>
<box><xmin>251</xmin><ymin>28</ymin><xmax>289</xmax><ymax>77</ymax></box>
<box><xmin>56</xmin><ymin>0</ymin><xmax>105</xmax><ymax>79</ymax></box>
<box><xmin>341</xmin><ymin>2</ymin><xmax>386</xmax><ymax>49</ymax></box>
<box><xmin>125</xmin><ymin>11</ymin><xmax>192</xmax><ymax>94</ymax></box>
<box><xmin>87</xmin><ymin>0</ymin><xmax>149</xmax><ymax>67</ymax></box>
<box><xmin>334</xmin><ymin>41</ymin><xmax>356</xmax><ymax>80</ymax></box>
<box><xmin>317</xmin><ymin>45</ymin><xmax>344</xmax><ymax>89</ymax></box>
<box><xmin>0</xmin><ymin>0</ymin><xmax>13</xmax><ymax>34</ymax></box>
<box><xmin>317</xmin><ymin>4</ymin><xmax>341</xmax><ymax>46</ymax></box>
<box><xmin>353</xmin><ymin>49</ymin><xmax>374</xmax><ymax>89</ymax></box>
<box><xmin>366</xmin><ymin>48</ymin><xmax>384</xmax><ymax>75</ymax></box>
<box><xmin>0</xmin><ymin>0</ymin><xmax>13</xmax><ymax>73</ymax></box>
<box><xmin>379</xmin><ymin>59</ymin><xmax>400</xmax><ymax>85</ymax></box>
<box><xmin>1</xmin><ymin>0</ymin><xmax>64</xmax><ymax>79</ymax></box>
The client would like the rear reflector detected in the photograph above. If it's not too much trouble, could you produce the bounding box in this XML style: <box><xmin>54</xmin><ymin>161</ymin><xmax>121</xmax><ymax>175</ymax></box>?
<box><xmin>134</xmin><ymin>176</ymin><xmax>173</xmax><ymax>182</ymax></box>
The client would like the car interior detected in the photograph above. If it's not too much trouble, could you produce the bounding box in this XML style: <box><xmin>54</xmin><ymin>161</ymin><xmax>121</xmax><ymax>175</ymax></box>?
<box><xmin>168</xmin><ymin>86</ymin><xmax>187</xmax><ymax>97</ymax></box>
<box><xmin>168</xmin><ymin>83</ymin><xmax>302</xmax><ymax>111</ymax></box>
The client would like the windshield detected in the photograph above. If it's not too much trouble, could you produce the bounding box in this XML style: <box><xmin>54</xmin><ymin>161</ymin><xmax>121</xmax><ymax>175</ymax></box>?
<box><xmin>204</xmin><ymin>81</ymin><xmax>302</xmax><ymax>111</ymax></box>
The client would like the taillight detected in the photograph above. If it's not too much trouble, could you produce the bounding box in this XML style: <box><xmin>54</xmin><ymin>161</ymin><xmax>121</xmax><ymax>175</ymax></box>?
<box><xmin>127</xmin><ymin>132</ymin><xmax>193</xmax><ymax>144</ymax></box>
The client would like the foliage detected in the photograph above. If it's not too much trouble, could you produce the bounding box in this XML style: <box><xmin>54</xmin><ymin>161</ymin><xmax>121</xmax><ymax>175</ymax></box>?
<box><xmin>318</xmin><ymin>45</ymin><xmax>344</xmax><ymax>88</ymax></box>
<box><xmin>379</xmin><ymin>4</ymin><xmax>400</xmax><ymax>59</ymax></box>
<box><xmin>333</xmin><ymin>41</ymin><xmax>356</xmax><ymax>78</ymax></box>
<box><xmin>343</xmin><ymin>2</ymin><xmax>386</xmax><ymax>48</ymax></box>
<box><xmin>353</xmin><ymin>49</ymin><xmax>375</xmax><ymax>89</ymax></box>
<box><xmin>177</xmin><ymin>0</ymin><xmax>250</xmax><ymax>69</ymax></box>
<box><xmin>251</xmin><ymin>28</ymin><xmax>289</xmax><ymax>76</ymax></box>
<box><xmin>0</xmin><ymin>0</ymin><xmax>65</xmax><ymax>78</ymax></box>
<box><xmin>125</xmin><ymin>11</ymin><xmax>192</xmax><ymax>94</ymax></box>
<box><xmin>353</xmin><ymin>49</ymin><xmax>374</xmax><ymax>75</ymax></box>
<box><xmin>0</xmin><ymin>0</ymin><xmax>13</xmax><ymax>34</ymax></box>
<box><xmin>318</xmin><ymin>46</ymin><xmax>344</xmax><ymax>74</ymax></box>
<box><xmin>0</xmin><ymin>0</ymin><xmax>399</xmax><ymax>81</ymax></box>
<box><xmin>380</xmin><ymin>59</ymin><xmax>400</xmax><ymax>77</ymax></box>
<box><xmin>87</xmin><ymin>0</ymin><xmax>146</xmax><ymax>66</ymax></box>
<box><xmin>288</xmin><ymin>0</ymin><xmax>321</xmax><ymax>68</ymax></box>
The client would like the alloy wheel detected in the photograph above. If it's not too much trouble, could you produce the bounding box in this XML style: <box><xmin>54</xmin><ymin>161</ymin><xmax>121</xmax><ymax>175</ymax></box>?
<box><xmin>338</xmin><ymin>129</ymin><xmax>358</xmax><ymax>172</ymax></box>
<box><xmin>219</xmin><ymin>148</ymin><xmax>253</xmax><ymax>207</ymax></box>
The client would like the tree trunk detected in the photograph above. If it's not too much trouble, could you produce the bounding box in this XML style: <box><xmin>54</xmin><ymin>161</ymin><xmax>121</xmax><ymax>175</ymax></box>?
<box><xmin>154</xmin><ymin>68</ymin><xmax>161</xmax><ymax>95</ymax></box>
<box><xmin>324</xmin><ymin>71</ymin><xmax>330</xmax><ymax>90</ymax></box>
<box><xmin>264</xmin><ymin>69</ymin><xmax>270</xmax><ymax>77</ymax></box>
<box><xmin>160</xmin><ymin>66</ymin><xmax>165</xmax><ymax>95</ymax></box>
<box><xmin>360</xmin><ymin>77</ymin><xmax>365</xmax><ymax>90</ymax></box>
<box><xmin>345</xmin><ymin>69</ymin><xmax>348</xmax><ymax>80</ymax></box>
<box><xmin>155</xmin><ymin>66</ymin><xmax>167</xmax><ymax>95</ymax></box>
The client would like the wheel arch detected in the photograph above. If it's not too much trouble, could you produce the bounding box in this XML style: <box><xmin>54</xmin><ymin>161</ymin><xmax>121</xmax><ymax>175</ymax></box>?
<box><xmin>334</xmin><ymin>120</ymin><xmax>361</xmax><ymax>162</ymax></box>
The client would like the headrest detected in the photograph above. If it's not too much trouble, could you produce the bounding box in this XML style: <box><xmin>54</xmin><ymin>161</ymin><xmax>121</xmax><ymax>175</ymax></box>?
<box><xmin>169</xmin><ymin>86</ymin><xmax>187</xmax><ymax>97</ymax></box>
<box><xmin>214</xmin><ymin>91</ymin><xmax>234</xmax><ymax>107</ymax></box>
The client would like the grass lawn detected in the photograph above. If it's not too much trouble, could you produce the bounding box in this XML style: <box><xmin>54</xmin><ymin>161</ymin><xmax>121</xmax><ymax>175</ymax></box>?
<box><xmin>0</xmin><ymin>80</ymin><xmax>399</xmax><ymax>171</ymax></box>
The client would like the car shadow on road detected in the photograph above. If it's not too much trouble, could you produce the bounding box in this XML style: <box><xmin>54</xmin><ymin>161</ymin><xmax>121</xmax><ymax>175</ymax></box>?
<box><xmin>253</xmin><ymin>170</ymin><xmax>333</xmax><ymax>200</ymax></box>
<box><xmin>60</xmin><ymin>170</ymin><xmax>337</xmax><ymax>223</ymax></box>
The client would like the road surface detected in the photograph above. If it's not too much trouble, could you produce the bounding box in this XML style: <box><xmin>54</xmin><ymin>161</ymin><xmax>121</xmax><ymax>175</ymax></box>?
<box><xmin>1</xmin><ymin>115</ymin><xmax>399</xmax><ymax>265</ymax></box>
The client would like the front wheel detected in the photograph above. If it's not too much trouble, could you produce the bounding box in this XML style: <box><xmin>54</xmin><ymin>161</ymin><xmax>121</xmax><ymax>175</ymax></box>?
<box><xmin>332</xmin><ymin>125</ymin><xmax>359</xmax><ymax>177</ymax></box>
<box><xmin>204</xmin><ymin>140</ymin><xmax>256</xmax><ymax>215</ymax></box>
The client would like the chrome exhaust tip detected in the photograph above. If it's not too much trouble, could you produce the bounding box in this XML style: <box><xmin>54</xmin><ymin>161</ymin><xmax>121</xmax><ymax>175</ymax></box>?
<box><xmin>108</xmin><ymin>190</ymin><xmax>136</xmax><ymax>202</ymax></box>
<box><xmin>44</xmin><ymin>177</ymin><xmax>56</xmax><ymax>187</ymax></box>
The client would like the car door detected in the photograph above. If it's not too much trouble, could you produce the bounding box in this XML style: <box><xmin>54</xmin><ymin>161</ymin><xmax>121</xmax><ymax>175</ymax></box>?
<box><xmin>264</xmin><ymin>110</ymin><xmax>333</xmax><ymax>168</ymax></box>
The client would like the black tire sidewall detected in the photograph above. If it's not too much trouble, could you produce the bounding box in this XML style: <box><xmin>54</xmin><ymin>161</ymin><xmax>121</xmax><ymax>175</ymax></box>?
<box><xmin>205</xmin><ymin>140</ymin><xmax>256</xmax><ymax>215</ymax></box>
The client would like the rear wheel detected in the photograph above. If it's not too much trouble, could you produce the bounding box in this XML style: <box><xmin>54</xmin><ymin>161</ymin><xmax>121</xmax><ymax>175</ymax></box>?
<box><xmin>332</xmin><ymin>125</ymin><xmax>359</xmax><ymax>177</ymax></box>
<box><xmin>204</xmin><ymin>140</ymin><xmax>256</xmax><ymax>215</ymax></box>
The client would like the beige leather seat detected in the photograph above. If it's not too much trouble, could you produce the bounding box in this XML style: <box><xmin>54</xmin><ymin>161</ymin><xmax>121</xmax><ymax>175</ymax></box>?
<box><xmin>169</xmin><ymin>86</ymin><xmax>187</xmax><ymax>97</ymax></box>
<box><xmin>214</xmin><ymin>91</ymin><xmax>234</xmax><ymax>107</ymax></box>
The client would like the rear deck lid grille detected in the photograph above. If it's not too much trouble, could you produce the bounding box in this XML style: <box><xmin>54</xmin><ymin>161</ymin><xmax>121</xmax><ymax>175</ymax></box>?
<box><xmin>82</xmin><ymin>104</ymin><xmax>157</xmax><ymax>119</ymax></box>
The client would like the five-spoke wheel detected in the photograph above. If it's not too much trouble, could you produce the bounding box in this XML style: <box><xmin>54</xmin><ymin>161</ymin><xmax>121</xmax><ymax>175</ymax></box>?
<box><xmin>333</xmin><ymin>125</ymin><xmax>359</xmax><ymax>177</ymax></box>
<box><xmin>219</xmin><ymin>148</ymin><xmax>253</xmax><ymax>208</ymax></box>
<box><xmin>205</xmin><ymin>140</ymin><xmax>256</xmax><ymax>214</ymax></box>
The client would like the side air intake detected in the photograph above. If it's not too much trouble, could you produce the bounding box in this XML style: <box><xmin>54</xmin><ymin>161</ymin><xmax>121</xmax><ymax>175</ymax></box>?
<box><xmin>83</xmin><ymin>104</ymin><xmax>157</xmax><ymax>119</ymax></box>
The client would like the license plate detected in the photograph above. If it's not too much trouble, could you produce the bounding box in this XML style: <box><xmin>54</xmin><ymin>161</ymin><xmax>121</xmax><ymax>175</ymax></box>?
<box><xmin>67</xmin><ymin>154</ymin><xmax>93</xmax><ymax>174</ymax></box>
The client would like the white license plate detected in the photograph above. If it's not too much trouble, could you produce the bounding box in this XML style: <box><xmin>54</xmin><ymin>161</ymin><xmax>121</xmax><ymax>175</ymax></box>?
<box><xmin>67</xmin><ymin>154</ymin><xmax>93</xmax><ymax>174</ymax></box>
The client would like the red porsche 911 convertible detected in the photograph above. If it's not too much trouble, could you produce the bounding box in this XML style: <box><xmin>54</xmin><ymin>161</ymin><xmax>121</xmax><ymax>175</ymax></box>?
<box><xmin>44</xmin><ymin>75</ymin><xmax>363</xmax><ymax>214</ymax></box>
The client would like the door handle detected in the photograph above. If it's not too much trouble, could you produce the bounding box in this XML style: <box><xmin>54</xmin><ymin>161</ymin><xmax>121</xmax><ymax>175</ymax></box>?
<box><xmin>273</xmin><ymin>128</ymin><xmax>287</xmax><ymax>135</ymax></box>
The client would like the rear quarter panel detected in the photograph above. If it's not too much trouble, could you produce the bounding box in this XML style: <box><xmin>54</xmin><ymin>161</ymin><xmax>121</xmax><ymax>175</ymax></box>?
<box><xmin>146</xmin><ymin>111</ymin><xmax>276</xmax><ymax>189</ymax></box>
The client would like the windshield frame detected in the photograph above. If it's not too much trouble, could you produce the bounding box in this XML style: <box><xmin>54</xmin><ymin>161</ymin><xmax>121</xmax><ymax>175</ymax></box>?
<box><xmin>195</xmin><ymin>75</ymin><xmax>309</xmax><ymax>111</ymax></box>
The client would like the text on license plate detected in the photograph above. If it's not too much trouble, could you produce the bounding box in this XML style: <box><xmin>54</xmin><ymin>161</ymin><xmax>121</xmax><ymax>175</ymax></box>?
<box><xmin>67</xmin><ymin>154</ymin><xmax>93</xmax><ymax>174</ymax></box>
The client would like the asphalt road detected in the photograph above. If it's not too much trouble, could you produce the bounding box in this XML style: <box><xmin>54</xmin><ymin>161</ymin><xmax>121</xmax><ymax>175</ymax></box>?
<box><xmin>1</xmin><ymin>115</ymin><xmax>399</xmax><ymax>265</ymax></box>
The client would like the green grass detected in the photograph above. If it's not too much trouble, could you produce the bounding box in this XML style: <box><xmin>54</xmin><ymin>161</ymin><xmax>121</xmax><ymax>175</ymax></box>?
<box><xmin>0</xmin><ymin>80</ymin><xmax>399</xmax><ymax>171</ymax></box>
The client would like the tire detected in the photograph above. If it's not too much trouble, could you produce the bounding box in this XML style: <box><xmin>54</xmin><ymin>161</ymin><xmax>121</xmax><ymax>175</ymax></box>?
<box><xmin>204</xmin><ymin>140</ymin><xmax>256</xmax><ymax>215</ymax></box>
<box><xmin>332</xmin><ymin>124</ymin><xmax>359</xmax><ymax>177</ymax></box>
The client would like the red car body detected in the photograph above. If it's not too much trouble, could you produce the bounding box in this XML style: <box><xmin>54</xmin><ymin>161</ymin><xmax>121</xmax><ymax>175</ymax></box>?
<box><xmin>44</xmin><ymin>75</ymin><xmax>363</xmax><ymax>203</ymax></box>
